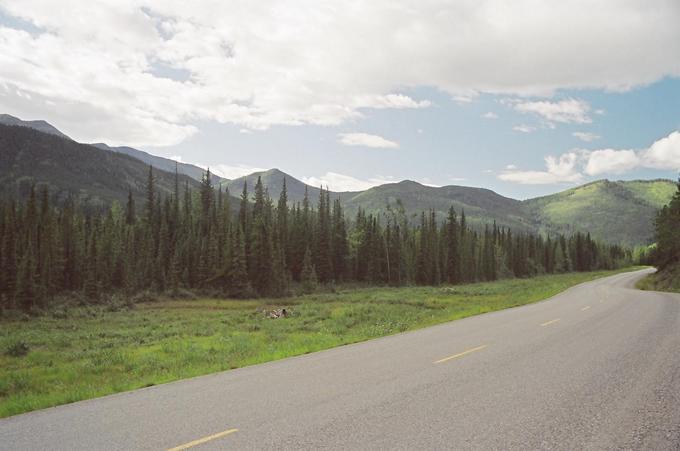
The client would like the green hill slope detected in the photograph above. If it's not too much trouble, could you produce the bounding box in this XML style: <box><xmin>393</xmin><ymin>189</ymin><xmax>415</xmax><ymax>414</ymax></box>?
<box><xmin>523</xmin><ymin>179</ymin><xmax>677</xmax><ymax>246</ymax></box>
<box><xmin>342</xmin><ymin>180</ymin><xmax>535</xmax><ymax>231</ymax></box>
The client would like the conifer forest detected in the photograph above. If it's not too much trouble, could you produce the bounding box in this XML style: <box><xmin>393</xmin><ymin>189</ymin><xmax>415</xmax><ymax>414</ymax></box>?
<box><xmin>0</xmin><ymin>167</ymin><xmax>633</xmax><ymax>312</ymax></box>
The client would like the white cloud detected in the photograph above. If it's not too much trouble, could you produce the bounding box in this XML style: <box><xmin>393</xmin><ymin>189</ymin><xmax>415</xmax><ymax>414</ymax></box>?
<box><xmin>499</xmin><ymin>152</ymin><xmax>583</xmax><ymax>184</ymax></box>
<box><xmin>641</xmin><ymin>130</ymin><xmax>680</xmax><ymax>170</ymax></box>
<box><xmin>573</xmin><ymin>131</ymin><xmax>601</xmax><ymax>142</ymax></box>
<box><xmin>239</xmin><ymin>128</ymin><xmax>252</xmax><ymax>134</ymax></box>
<box><xmin>0</xmin><ymin>1</ymin><xmax>678</xmax><ymax>146</ymax></box>
<box><xmin>338</xmin><ymin>132</ymin><xmax>398</xmax><ymax>149</ymax></box>
<box><xmin>500</xmin><ymin>130</ymin><xmax>680</xmax><ymax>184</ymax></box>
<box><xmin>482</xmin><ymin>112</ymin><xmax>498</xmax><ymax>119</ymax></box>
<box><xmin>355</xmin><ymin>94</ymin><xmax>431</xmax><ymax>109</ymax></box>
<box><xmin>211</xmin><ymin>164</ymin><xmax>267</xmax><ymax>180</ymax></box>
<box><xmin>165</xmin><ymin>156</ymin><xmax>269</xmax><ymax>180</ymax></box>
<box><xmin>513</xmin><ymin>124</ymin><xmax>536</xmax><ymax>133</ymax></box>
<box><xmin>452</xmin><ymin>95</ymin><xmax>475</xmax><ymax>104</ymax></box>
<box><xmin>513</xmin><ymin>98</ymin><xmax>592</xmax><ymax>124</ymax></box>
<box><xmin>584</xmin><ymin>149</ymin><xmax>639</xmax><ymax>175</ymax></box>
<box><xmin>301</xmin><ymin>172</ymin><xmax>396</xmax><ymax>192</ymax></box>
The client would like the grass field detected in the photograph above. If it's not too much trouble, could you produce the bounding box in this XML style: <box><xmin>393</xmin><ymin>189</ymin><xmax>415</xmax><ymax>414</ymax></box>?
<box><xmin>0</xmin><ymin>267</ymin><xmax>641</xmax><ymax>418</ymax></box>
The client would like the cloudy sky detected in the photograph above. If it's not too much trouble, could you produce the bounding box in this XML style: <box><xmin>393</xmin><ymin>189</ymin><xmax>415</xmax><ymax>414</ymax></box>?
<box><xmin>1</xmin><ymin>0</ymin><xmax>679</xmax><ymax>198</ymax></box>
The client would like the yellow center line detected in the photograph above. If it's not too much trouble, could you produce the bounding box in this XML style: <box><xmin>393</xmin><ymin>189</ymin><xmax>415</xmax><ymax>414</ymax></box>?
<box><xmin>581</xmin><ymin>306</ymin><xmax>591</xmax><ymax>311</ymax></box>
<box><xmin>167</xmin><ymin>428</ymin><xmax>238</xmax><ymax>451</ymax></box>
<box><xmin>540</xmin><ymin>318</ymin><xmax>560</xmax><ymax>327</ymax></box>
<box><xmin>434</xmin><ymin>345</ymin><xmax>488</xmax><ymax>364</ymax></box>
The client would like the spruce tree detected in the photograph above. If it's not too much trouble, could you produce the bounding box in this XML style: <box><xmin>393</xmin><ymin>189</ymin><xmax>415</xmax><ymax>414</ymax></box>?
<box><xmin>126</xmin><ymin>190</ymin><xmax>136</xmax><ymax>225</ymax></box>
<box><xmin>315</xmin><ymin>187</ymin><xmax>332</xmax><ymax>282</ymax></box>
<box><xmin>145</xmin><ymin>165</ymin><xmax>155</xmax><ymax>226</ymax></box>
<box><xmin>1</xmin><ymin>202</ymin><xmax>17</xmax><ymax>309</ymax></box>
<box><xmin>331</xmin><ymin>198</ymin><xmax>348</xmax><ymax>282</ymax></box>
<box><xmin>277</xmin><ymin>177</ymin><xmax>289</xmax><ymax>268</ymax></box>
<box><xmin>228</xmin><ymin>227</ymin><xmax>250</xmax><ymax>297</ymax></box>
<box><xmin>446</xmin><ymin>206</ymin><xmax>459</xmax><ymax>284</ymax></box>
<box><xmin>300</xmin><ymin>246</ymin><xmax>318</xmax><ymax>293</ymax></box>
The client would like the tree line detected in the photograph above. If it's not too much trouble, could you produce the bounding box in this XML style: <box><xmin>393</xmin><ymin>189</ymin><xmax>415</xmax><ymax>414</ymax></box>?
<box><xmin>0</xmin><ymin>167</ymin><xmax>633</xmax><ymax>312</ymax></box>
<box><xmin>650</xmin><ymin>179</ymin><xmax>680</xmax><ymax>269</ymax></box>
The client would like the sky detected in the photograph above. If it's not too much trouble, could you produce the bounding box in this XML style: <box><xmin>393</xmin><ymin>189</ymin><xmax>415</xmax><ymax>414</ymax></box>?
<box><xmin>0</xmin><ymin>1</ymin><xmax>679</xmax><ymax>199</ymax></box>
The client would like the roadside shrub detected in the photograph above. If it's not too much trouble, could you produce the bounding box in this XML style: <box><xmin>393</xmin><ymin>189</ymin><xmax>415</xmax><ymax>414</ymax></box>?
<box><xmin>6</xmin><ymin>341</ymin><xmax>30</xmax><ymax>357</ymax></box>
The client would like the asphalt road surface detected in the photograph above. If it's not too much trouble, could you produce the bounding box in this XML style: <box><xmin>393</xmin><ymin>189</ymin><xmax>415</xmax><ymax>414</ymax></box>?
<box><xmin>2</xmin><ymin>268</ymin><xmax>679</xmax><ymax>450</ymax></box>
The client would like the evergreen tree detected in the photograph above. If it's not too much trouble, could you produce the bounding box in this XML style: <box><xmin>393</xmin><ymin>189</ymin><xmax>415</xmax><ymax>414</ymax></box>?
<box><xmin>145</xmin><ymin>166</ymin><xmax>155</xmax><ymax>226</ymax></box>
<box><xmin>654</xmin><ymin>178</ymin><xmax>680</xmax><ymax>268</ymax></box>
<box><xmin>445</xmin><ymin>206</ymin><xmax>459</xmax><ymax>284</ymax></box>
<box><xmin>315</xmin><ymin>187</ymin><xmax>333</xmax><ymax>282</ymax></box>
<box><xmin>331</xmin><ymin>198</ymin><xmax>349</xmax><ymax>282</ymax></box>
<box><xmin>228</xmin><ymin>227</ymin><xmax>250</xmax><ymax>297</ymax></box>
<box><xmin>277</xmin><ymin>177</ymin><xmax>289</xmax><ymax>268</ymax></box>
<box><xmin>300</xmin><ymin>247</ymin><xmax>318</xmax><ymax>293</ymax></box>
<box><xmin>1</xmin><ymin>201</ymin><xmax>18</xmax><ymax>309</ymax></box>
<box><xmin>125</xmin><ymin>190</ymin><xmax>135</xmax><ymax>225</ymax></box>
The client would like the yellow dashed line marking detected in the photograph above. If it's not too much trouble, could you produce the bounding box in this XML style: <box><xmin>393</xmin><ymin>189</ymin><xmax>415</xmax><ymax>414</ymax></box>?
<box><xmin>435</xmin><ymin>345</ymin><xmax>488</xmax><ymax>364</ymax></box>
<box><xmin>540</xmin><ymin>319</ymin><xmax>561</xmax><ymax>327</ymax></box>
<box><xmin>581</xmin><ymin>306</ymin><xmax>591</xmax><ymax>311</ymax></box>
<box><xmin>167</xmin><ymin>428</ymin><xmax>238</xmax><ymax>451</ymax></box>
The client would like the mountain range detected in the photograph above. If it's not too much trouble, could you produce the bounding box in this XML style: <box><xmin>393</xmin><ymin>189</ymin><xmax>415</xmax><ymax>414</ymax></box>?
<box><xmin>0</xmin><ymin>123</ymin><xmax>202</xmax><ymax>209</ymax></box>
<box><xmin>0</xmin><ymin>114</ymin><xmax>675</xmax><ymax>245</ymax></box>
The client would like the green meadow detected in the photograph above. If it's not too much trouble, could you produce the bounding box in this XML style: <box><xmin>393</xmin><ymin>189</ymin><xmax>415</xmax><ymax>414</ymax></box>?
<box><xmin>0</xmin><ymin>267</ymin><xmax>641</xmax><ymax>418</ymax></box>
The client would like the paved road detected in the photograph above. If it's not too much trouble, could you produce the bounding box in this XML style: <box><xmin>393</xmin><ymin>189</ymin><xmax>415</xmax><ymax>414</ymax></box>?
<box><xmin>2</xmin><ymin>269</ymin><xmax>680</xmax><ymax>450</ymax></box>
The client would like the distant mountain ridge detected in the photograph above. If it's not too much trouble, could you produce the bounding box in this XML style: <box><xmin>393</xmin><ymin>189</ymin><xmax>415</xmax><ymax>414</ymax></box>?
<box><xmin>0</xmin><ymin>114</ymin><xmax>675</xmax><ymax>245</ymax></box>
<box><xmin>91</xmin><ymin>143</ymin><xmax>224</xmax><ymax>185</ymax></box>
<box><xmin>225</xmin><ymin>168</ymin><xmax>357</xmax><ymax>203</ymax></box>
<box><xmin>222</xmin><ymin>166</ymin><xmax>675</xmax><ymax>244</ymax></box>
<box><xmin>0</xmin><ymin>123</ymin><xmax>202</xmax><ymax>208</ymax></box>
<box><xmin>0</xmin><ymin>114</ymin><xmax>70</xmax><ymax>139</ymax></box>
<box><xmin>342</xmin><ymin>180</ymin><xmax>533</xmax><ymax>232</ymax></box>
<box><xmin>0</xmin><ymin>114</ymin><xmax>219</xmax><ymax>185</ymax></box>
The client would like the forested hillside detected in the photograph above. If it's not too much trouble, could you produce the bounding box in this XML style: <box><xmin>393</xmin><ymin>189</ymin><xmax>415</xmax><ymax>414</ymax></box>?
<box><xmin>0</xmin><ymin>124</ymin><xmax>202</xmax><ymax>208</ymax></box>
<box><xmin>0</xmin><ymin>169</ymin><xmax>632</xmax><ymax>312</ymax></box>
<box><xmin>642</xmin><ymin>179</ymin><xmax>680</xmax><ymax>292</ymax></box>
<box><xmin>342</xmin><ymin>180</ymin><xmax>534</xmax><ymax>232</ymax></box>
<box><xmin>0</xmin><ymin>115</ymin><xmax>221</xmax><ymax>185</ymax></box>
